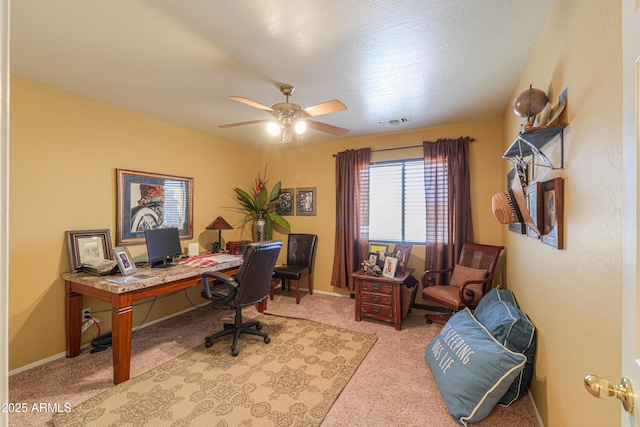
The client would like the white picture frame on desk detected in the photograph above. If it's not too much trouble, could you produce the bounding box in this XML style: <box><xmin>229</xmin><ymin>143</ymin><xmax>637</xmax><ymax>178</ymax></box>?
<box><xmin>382</xmin><ymin>256</ymin><xmax>398</xmax><ymax>279</ymax></box>
<box><xmin>113</xmin><ymin>246</ymin><xmax>137</xmax><ymax>276</ymax></box>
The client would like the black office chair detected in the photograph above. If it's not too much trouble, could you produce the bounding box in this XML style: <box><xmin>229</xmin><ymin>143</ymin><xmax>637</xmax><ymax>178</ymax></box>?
<box><xmin>201</xmin><ymin>240</ymin><xmax>282</xmax><ymax>356</ymax></box>
<box><xmin>270</xmin><ymin>234</ymin><xmax>317</xmax><ymax>304</ymax></box>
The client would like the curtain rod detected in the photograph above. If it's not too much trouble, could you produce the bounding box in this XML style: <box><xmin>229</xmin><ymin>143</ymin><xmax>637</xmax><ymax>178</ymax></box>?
<box><xmin>332</xmin><ymin>137</ymin><xmax>475</xmax><ymax>157</ymax></box>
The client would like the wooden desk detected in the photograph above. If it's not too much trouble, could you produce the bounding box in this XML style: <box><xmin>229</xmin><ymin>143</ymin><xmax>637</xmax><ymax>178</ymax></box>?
<box><xmin>63</xmin><ymin>260</ymin><xmax>241</xmax><ymax>384</ymax></box>
<box><xmin>352</xmin><ymin>268</ymin><xmax>416</xmax><ymax>331</ymax></box>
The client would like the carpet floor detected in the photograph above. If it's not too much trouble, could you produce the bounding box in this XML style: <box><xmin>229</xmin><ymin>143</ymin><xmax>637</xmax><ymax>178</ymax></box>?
<box><xmin>9</xmin><ymin>291</ymin><xmax>541</xmax><ymax>426</ymax></box>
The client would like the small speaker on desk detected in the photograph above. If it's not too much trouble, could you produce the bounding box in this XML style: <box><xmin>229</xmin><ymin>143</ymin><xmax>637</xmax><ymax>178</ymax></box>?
<box><xmin>188</xmin><ymin>243</ymin><xmax>200</xmax><ymax>257</ymax></box>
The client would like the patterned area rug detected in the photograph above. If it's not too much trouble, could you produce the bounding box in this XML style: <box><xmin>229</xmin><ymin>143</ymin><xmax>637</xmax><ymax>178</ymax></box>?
<box><xmin>52</xmin><ymin>314</ymin><xmax>377</xmax><ymax>427</ymax></box>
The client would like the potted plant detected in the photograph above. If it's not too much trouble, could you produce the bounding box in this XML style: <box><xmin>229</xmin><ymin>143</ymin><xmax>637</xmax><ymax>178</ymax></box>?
<box><xmin>230</xmin><ymin>166</ymin><xmax>290</xmax><ymax>241</ymax></box>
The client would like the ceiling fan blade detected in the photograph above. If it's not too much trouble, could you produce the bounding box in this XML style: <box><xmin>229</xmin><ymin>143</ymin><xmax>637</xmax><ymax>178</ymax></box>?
<box><xmin>229</xmin><ymin>96</ymin><xmax>274</xmax><ymax>112</ymax></box>
<box><xmin>218</xmin><ymin>119</ymin><xmax>269</xmax><ymax>129</ymax></box>
<box><xmin>302</xmin><ymin>100</ymin><xmax>347</xmax><ymax>117</ymax></box>
<box><xmin>306</xmin><ymin>120</ymin><xmax>350</xmax><ymax>137</ymax></box>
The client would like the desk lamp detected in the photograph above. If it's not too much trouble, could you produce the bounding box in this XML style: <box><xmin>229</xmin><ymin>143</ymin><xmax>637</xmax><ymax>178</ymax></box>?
<box><xmin>206</xmin><ymin>216</ymin><xmax>233</xmax><ymax>253</ymax></box>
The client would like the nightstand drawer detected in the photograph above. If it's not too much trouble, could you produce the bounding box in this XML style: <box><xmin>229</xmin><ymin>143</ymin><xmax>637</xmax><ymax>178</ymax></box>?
<box><xmin>361</xmin><ymin>292</ymin><xmax>392</xmax><ymax>306</ymax></box>
<box><xmin>361</xmin><ymin>302</ymin><xmax>393</xmax><ymax>318</ymax></box>
<box><xmin>361</xmin><ymin>281</ymin><xmax>393</xmax><ymax>295</ymax></box>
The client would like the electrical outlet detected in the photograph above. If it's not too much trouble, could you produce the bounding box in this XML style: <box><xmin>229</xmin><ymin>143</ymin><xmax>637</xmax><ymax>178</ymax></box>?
<box><xmin>82</xmin><ymin>308</ymin><xmax>91</xmax><ymax>321</ymax></box>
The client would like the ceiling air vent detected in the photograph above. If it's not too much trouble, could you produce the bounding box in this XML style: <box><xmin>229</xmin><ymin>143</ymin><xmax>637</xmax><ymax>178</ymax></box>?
<box><xmin>377</xmin><ymin>116</ymin><xmax>412</xmax><ymax>126</ymax></box>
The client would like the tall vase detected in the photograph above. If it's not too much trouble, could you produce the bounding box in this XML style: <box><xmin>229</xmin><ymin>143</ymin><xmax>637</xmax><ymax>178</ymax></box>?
<box><xmin>254</xmin><ymin>215</ymin><xmax>267</xmax><ymax>242</ymax></box>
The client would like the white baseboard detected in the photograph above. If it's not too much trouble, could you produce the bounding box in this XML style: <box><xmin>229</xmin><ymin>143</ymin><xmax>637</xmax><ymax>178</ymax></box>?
<box><xmin>527</xmin><ymin>390</ymin><xmax>544</xmax><ymax>426</ymax></box>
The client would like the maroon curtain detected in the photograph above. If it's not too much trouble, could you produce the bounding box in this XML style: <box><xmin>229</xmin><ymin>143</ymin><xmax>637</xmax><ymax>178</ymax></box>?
<box><xmin>423</xmin><ymin>137</ymin><xmax>473</xmax><ymax>279</ymax></box>
<box><xmin>331</xmin><ymin>148</ymin><xmax>371</xmax><ymax>290</ymax></box>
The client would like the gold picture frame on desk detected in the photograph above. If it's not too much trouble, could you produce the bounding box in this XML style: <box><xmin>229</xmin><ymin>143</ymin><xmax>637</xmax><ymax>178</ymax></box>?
<box><xmin>65</xmin><ymin>229</ymin><xmax>114</xmax><ymax>273</ymax></box>
<box><xmin>116</xmin><ymin>169</ymin><xmax>193</xmax><ymax>245</ymax></box>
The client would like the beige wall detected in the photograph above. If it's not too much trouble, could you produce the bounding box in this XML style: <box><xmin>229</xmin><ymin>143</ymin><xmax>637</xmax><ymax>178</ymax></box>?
<box><xmin>8</xmin><ymin>76</ymin><xmax>260</xmax><ymax>370</ymax></box>
<box><xmin>8</xmin><ymin>76</ymin><xmax>504</xmax><ymax>371</ymax></box>
<box><xmin>261</xmin><ymin>120</ymin><xmax>505</xmax><ymax>303</ymax></box>
<box><xmin>500</xmin><ymin>0</ymin><xmax>622</xmax><ymax>425</ymax></box>
<box><xmin>9</xmin><ymin>2</ymin><xmax>624</xmax><ymax>425</ymax></box>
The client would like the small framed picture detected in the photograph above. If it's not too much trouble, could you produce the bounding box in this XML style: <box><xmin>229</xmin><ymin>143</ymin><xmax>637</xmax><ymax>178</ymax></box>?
<box><xmin>507</xmin><ymin>167</ymin><xmax>527</xmax><ymax>234</ymax></box>
<box><xmin>394</xmin><ymin>244</ymin><xmax>412</xmax><ymax>272</ymax></box>
<box><xmin>525</xmin><ymin>182</ymin><xmax>543</xmax><ymax>239</ymax></box>
<box><xmin>113</xmin><ymin>246</ymin><xmax>137</xmax><ymax>276</ymax></box>
<box><xmin>295</xmin><ymin>187</ymin><xmax>317</xmax><ymax>216</ymax></box>
<box><xmin>65</xmin><ymin>229</ymin><xmax>114</xmax><ymax>273</ymax></box>
<box><xmin>368</xmin><ymin>243</ymin><xmax>389</xmax><ymax>254</ymax></box>
<box><xmin>382</xmin><ymin>256</ymin><xmax>398</xmax><ymax>278</ymax></box>
<box><xmin>278</xmin><ymin>188</ymin><xmax>294</xmax><ymax>216</ymax></box>
<box><xmin>368</xmin><ymin>252</ymin><xmax>379</xmax><ymax>263</ymax></box>
<box><xmin>541</xmin><ymin>177</ymin><xmax>564</xmax><ymax>249</ymax></box>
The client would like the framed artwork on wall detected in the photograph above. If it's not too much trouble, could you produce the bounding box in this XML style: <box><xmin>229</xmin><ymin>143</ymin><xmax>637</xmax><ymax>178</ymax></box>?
<box><xmin>278</xmin><ymin>188</ymin><xmax>294</xmax><ymax>216</ymax></box>
<box><xmin>116</xmin><ymin>169</ymin><xmax>193</xmax><ymax>245</ymax></box>
<box><xmin>295</xmin><ymin>187</ymin><xmax>317</xmax><ymax>216</ymax></box>
<box><xmin>65</xmin><ymin>229</ymin><xmax>114</xmax><ymax>272</ymax></box>
<box><xmin>541</xmin><ymin>177</ymin><xmax>564</xmax><ymax>249</ymax></box>
<box><xmin>507</xmin><ymin>167</ymin><xmax>527</xmax><ymax>234</ymax></box>
<box><xmin>525</xmin><ymin>181</ymin><xmax>543</xmax><ymax>239</ymax></box>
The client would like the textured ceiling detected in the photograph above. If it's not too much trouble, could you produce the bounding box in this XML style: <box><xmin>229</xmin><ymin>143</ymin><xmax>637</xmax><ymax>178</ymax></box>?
<box><xmin>10</xmin><ymin>0</ymin><xmax>556</xmax><ymax>149</ymax></box>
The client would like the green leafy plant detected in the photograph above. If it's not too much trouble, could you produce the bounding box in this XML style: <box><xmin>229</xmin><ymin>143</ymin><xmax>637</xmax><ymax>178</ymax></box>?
<box><xmin>229</xmin><ymin>165</ymin><xmax>290</xmax><ymax>240</ymax></box>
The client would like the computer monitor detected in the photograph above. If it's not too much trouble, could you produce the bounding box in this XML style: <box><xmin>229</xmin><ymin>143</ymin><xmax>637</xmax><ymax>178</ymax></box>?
<box><xmin>144</xmin><ymin>227</ymin><xmax>182</xmax><ymax>268</ymax></box>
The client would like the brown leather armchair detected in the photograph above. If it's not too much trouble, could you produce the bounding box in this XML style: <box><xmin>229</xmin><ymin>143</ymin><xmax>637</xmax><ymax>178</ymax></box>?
<box><xmin>422</xmin><ymin>242</ymin><xmax>504</xmax><ymax>323</ymax></box>
<box><xmin>201</xmin><ymin>240</ymin><xmax>282</xmax><ymax>356</ymax></box>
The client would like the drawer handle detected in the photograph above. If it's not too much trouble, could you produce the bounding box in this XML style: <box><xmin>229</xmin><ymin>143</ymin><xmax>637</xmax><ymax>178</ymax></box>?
<box><xmin>371</xmin><ymin>306</ymin><xmax>381</xmax><ymax>313</ymax></box>
<box><xmin>372</xmin><ymin>283</ymin><xmax>381</xmax><ymax>290</ymax></box>
<box><xmin>371</xmin><ymin>295</ymin><xmax>381</xmax><ymax>302</ymax></box>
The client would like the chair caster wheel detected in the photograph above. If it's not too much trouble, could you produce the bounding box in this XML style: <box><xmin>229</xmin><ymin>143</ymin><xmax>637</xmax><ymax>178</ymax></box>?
<box><xmin>231</xmin><ymin>348</ymin><xmax>239</xmax><ymax>357</ymax></box>
<box><xmin>426</xmin><ymin>319</ymin><xmax>433</xmax><ymax>324</ymax></box>
<box><xmin>256</xmin><ymin>323</ymin><xmax>262</xmax><ymax>330</ymax></box>
<box><xmin>264</xmin><ymin>336</ymin><xmax>270</xmax><ymax>344</ymax></box>
<box><xmin>205</xmin><ymin>338</ymin><xmax>213</xmax><ymax>348</ymax></box>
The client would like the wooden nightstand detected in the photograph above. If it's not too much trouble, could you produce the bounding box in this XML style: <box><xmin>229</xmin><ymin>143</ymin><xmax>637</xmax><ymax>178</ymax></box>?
<box><xmin>352</xmin><ymin>268</ymin><xmax>416</xmax><ymax>331</ymax></box>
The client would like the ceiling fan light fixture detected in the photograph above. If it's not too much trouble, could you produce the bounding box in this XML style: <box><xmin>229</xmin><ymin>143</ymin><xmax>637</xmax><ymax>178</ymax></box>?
<box><xmin>294</xmin><ymin>120</ymin><xmax>307</xmax><ymax>134</ymax></box>
<box><xmin>266</xmin><ymin>121</ymin><xmax>281</xmax><ymax>136</ymax></box>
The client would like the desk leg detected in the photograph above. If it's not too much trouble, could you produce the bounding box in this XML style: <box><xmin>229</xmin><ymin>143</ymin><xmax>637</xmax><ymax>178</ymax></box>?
<box><xmin>354</xmin><ymin>281</ymin><xmax>362</xmax><ymax>322</ymax></box>
<box><xmin>65</xmin><ymin>281</ymin><xmax>82</xmax><ymax>358</ymax></box>
<box><xmin>112</xmin><ymin>294</ymin><xmax>133</xmax><ymax>384</ymax></box>
<box><xmin>393</xmin><ymin>285</ymin><xmax>402</xmax><ymax>331</ymax></box>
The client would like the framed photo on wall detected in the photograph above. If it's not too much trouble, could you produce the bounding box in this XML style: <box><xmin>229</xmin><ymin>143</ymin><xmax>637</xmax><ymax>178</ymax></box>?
<box><xmin>278</xmin><ymin>188</ymin><xmax>294</xmax><ymax>216</ymax></box>
<box><xmin>65</xmin><ymin>229</ymin><xmax>114</xmax><ymax>272</ymax></box>
<box><xmin>116</xmin><ymin>169</ymin><xmax>193</xmax><ymax>245</ymax></box>
<box><xmin>295</xmin><ymin>187</ymin><xmax>317</xmax><ymax>216</ymax></box>
<box><xmin>541</xmin><ymin>177</ymin><xmax>564</xmax><ymax>249</ymax></box>
<box><xmin>507</xmin><ymin>167</ymin><xmax>527</xmax><ymax>234</ymax></box>
<box><xmin>525</xmin><ymin>182</ymin><xmax>543</xmax><ymax>239</ymax></box>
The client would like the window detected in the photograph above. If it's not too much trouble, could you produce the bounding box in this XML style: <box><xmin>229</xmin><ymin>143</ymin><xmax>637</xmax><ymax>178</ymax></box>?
<box><xmin>369</xmin><ymin>158</ymin><xmax>448</xmax><ymax>244</ymax></box>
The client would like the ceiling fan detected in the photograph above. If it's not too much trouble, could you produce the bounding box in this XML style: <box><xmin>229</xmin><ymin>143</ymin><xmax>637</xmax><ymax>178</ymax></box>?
<box><xmin>219</xmin><ymin>84</ymin><xmax>350</xmax><ymax>143</ymax></box>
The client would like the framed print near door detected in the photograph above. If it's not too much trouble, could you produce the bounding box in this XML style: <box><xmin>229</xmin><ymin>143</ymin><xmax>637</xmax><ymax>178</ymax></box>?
<box><xmin>507</xmin><ymin>167</ymin><xmax>527</xmax><ymax>234</ymax></box>
<box><xmin>116</xmin><ymin>169</ymin><xmax>193</xmax><ymax>245</ymax></box>
<box><xmin>541</xmin><ymin>177</ymin><xmax>564</xmax><ymax>249</ymax></box>
<box><xmin>525</xmin><ymin>182</ymin><xmax>543</xmax><ymax>239</ymax></box>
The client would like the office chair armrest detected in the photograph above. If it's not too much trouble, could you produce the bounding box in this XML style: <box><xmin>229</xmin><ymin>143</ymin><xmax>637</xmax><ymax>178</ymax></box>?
<box><xmin>421</xmin><ymin>267</ymin><xmax>454</xmax><ymax>287</ymax></box>
<box><xmin>202</xmin><ymin>272</ymin><xmax>239</xmax><ymax>304</ymax></box>
<box><xmin>458</xmin><ymin>275</ymin><xmax>494</xmax><ymax>304</ymax></box>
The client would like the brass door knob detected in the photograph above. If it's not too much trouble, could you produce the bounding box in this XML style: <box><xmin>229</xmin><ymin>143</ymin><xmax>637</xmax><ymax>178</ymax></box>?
<box><xmin>584</xmin><ymin>374</ymin><xmax>634</xmax><ymax>413</ymax></box>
